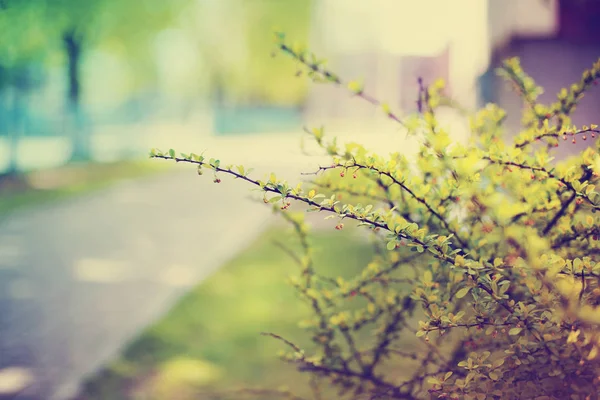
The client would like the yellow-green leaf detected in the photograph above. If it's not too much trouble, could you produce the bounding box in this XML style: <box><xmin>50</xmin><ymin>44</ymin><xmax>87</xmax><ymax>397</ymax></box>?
<box><xmin>348</xmin><ymin>80</ymin><xmax>363</xmax><ymax>94</ymax></box>
<box><xmin>455</xmin><ymin>287</ymin><xmax>471</xmax><ymax>299</ymax></box>
<box><xmin>423</xmin><ymin>270</ymin><xmax>433</xmax><ymax>283</ymax></box>
<box><xmin>455</xmin><ymin>255</ymin><xmax>465</xmax><ymax>267</ymax></box>
<box><xmin>509</xmin><ymin>327</ymin><xmax>523</xmax><ymax>336</ymax></box>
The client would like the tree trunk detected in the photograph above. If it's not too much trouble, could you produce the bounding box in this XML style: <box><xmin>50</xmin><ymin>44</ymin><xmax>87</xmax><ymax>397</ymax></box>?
<box><xmin>0</xmin><ymin>84</ymin><xmax>26</xmax><ymax>193</ymax></box>
<box><xmin>63</xmin><ymin>29</ymin><xmax>90</xmax><ymax>162</ymax></box>
<box><xmin>7</xmin><ymin>85</ymin><xmax>23</xmax><ymax>174</ymax></box>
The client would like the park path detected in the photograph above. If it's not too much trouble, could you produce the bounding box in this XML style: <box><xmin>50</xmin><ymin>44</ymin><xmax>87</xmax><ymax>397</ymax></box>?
<box><xmin>0</xmin><ymin>132</ymin><xmax>334</xmax><ymax>400</ymax></box>
<box><xmin>0</xmin><ymin>169</ymin><xmax>281</xmax><ymax>399</ymax></box>
<box><xmin>0</xmin><ymin>120</ymin><xmax>453</xmax><ymax>399</ymax></box>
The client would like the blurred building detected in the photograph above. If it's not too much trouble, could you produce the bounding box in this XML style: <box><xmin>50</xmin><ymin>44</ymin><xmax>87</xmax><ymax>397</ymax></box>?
<box><xmin>305</xmin><ymin>0</ymin><xmax>600</xmax><ymax>151</ymax></box>
<box><xmin>484</xmin><ymin>0</ymin><xmax>600</xmax><ymax>157</ymax></box>
<box><xmin>304</xmin><ymin>0</ymin><xmax>488</xmax><ymax>131</ymax></box>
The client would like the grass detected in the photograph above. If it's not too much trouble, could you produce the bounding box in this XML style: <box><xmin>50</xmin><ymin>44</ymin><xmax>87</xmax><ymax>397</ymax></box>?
<box><xmin>76</xmin><ymin>226</ymin><xmax>380</xmax><ymax>400</ymax></box>
<box><xmin>0</xmin><ymin>159</ymin><xmax>173</xmax><ymax>216</ymax></box>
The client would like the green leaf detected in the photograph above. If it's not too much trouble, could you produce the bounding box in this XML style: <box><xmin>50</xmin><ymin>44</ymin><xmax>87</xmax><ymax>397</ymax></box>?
<box><xmin>455</xmin><ymin>287</ymin><xmax>471</xmax><ymax>299</ymax></box>
<box><xmin>168</xmin><ymin>149</ymin><xmax>176</xmax><ymax>158</ymax></box>
<box><xmin>269</xmin><ymin>196</ymin><xmax>282</xmax><ymax>203</ymax></box>
<box><xmin>509</xmin><ymin>327</ymin><xmax>523</xmax><ymax>336</ymax></box>
<box><xmin>444</xmin><ymin>371</ymin><xmax>453</xmax><ymax>381</ymax></box>
<box><xmin>426</xmin><ymin>377</ymin><xmax>441</xmax><ymax>385</ymax></box>
<box><xmin>488</xmin><ymin>371</ymin><xmax>500</xmax><ymax>381</ymax></box>
<box><xmin>386</xmin><ymin>241</ymin><xmax>397</xmax><ymax>251</ymax></box>
<box><xmin>423</xmin><ymin>270</ymin><xmax>433</xmax><ymax>283</ymax></box>
<box><xmin>348</xmin><ymin>80</ymin><xmax>363</xmax><ymax>94</ymax></box>
<box><xmin>382</xmin><ymin>102</ymin><xmax>391</xmax><ymax>115</ymax></box>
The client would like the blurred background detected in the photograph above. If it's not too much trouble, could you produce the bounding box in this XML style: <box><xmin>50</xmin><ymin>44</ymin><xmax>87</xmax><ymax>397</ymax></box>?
<box><xmin>0</xmin><ymin>0</ymin><xmax>599</xmax><ymax>399</ymax></box>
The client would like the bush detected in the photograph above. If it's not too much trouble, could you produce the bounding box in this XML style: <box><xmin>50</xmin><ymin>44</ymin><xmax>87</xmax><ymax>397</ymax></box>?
<box><xmin>150</xmin><ymin>33</ymin><xmax>600</xmax><ymax>399</ymax></box>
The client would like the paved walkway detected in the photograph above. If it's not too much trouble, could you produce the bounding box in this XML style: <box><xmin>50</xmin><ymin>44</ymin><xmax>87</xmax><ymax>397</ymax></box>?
<box><xmin>0</xmin><ymin>170</ymin><xmax>281</xmax><ymax>399</ymax></box>
<box><xmin>0</xmin><ymin>132</ymin><xmax>332</xmax><ymax>400</ymax></box>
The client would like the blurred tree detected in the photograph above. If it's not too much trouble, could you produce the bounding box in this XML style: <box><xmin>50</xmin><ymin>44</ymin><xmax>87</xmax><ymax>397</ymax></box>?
<box><xmin>242</xmin><ymin>0</ymin><xmax>313</xmax><ymax>105</ymax></box>
<box><xmin>190</xmin><ymin>0</ymin><xmax>313</xmax><ymax>107</ymax></box>
<box><xmin>0</xmin><ymin>1</ymin><xmax>48</xmax><ymax>176</ymax></box>
<box><xmin>47</xmin><ymin>0</ymin><xmax>194</xmax><ymax>161</ymax></box>
<box><xmin>0</xmin><ymin>0</ymin><xmax>193</xmax><ymax>162</ymax></box>
<box><xmin>0</xmin><ymin>0</ymin><xmax>314</xmax><ymax>173</ymax></box>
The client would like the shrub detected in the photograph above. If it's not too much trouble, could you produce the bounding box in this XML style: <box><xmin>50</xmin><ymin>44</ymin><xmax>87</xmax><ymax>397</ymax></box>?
<box><xmin>150</xmin><ymin>32</ymin><xmax>600</xmax><ymax>399</ymax></box>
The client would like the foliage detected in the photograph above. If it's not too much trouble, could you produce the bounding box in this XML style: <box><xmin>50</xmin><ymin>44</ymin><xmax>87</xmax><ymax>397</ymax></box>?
<box><xmin>151</xmin><ymin>32</ymin><xmax>600</xmax><ymax>400</ymax></box>
<box><xmin>1</xmin><ymin>0</ymin><xmax>313</xmax><ymax>104</ymax></box>
<box><xmin>0</xmin><ymin>0</ymin><xmax>191</xmax><ymax>64</ymax></box>
<box><xmin>205</xmin><ymin>0</ymin><xmax>313</xmax><ymax>105</ymax></box>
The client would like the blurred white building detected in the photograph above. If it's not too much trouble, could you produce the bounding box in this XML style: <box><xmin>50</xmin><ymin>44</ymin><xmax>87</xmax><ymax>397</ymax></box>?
<box><xmin>305</xmin><ymin>0</ymin><xmax>489</xmax><ymax>127</ymax></box>
<box><xmin>303</xmin><ymin>0</ymin><xmax>569</xmax><ymax>133</ymax></box>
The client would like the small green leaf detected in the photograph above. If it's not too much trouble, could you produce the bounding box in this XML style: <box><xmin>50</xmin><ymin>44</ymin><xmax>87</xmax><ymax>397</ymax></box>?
<box><xmin>423</xmin><ymin>270</ymin><xmax>433</xmax><ymax>283</ymax></box>
<box><xmin>509</xmin><ymin>327</ymin><xmax>523</xmax><ymax>336</ymax></box>
<box><xmin>455</xmin><ymin>287</ymin><xmax>471</xmax><ymax>299</ymax></box>
<box><xmin>488</xmin><ymin>371</ymin><xmax>500</xmax><ymax>381</ymax></box>
<box><xmin>444</xmin><ymin>371</ymin><xmax>453</xmax><ymax>381</ymax></box>
<box><xmin>386</xmin><ymin>241</ymin><xmax>397</xmax><ymax>251</ymax></box>
<box><xmin>382</xmin><ymin>102</ymin><xmax>391</xmax><ymax>115</ymax></box>
<box><xmin>168</xmin><ymin>149</ymin><xmax>176</xmax><ymax>158</ymax></box>
<box><xmin>348</xmin><ymin>80</ymin><xmax>363</xmax><ymax>94</ymax></box>
<box><xmin>426</xmin><ymin>377</ymin><xmax>441</xmax><ymax>385</ymax></box>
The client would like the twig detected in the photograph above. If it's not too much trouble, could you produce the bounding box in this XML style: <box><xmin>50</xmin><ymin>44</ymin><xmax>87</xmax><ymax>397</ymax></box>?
<box><xmin>261</xmin><ymin>332</ymin><xmax>303</xmax><ymax>354</ymax></box>
<box><xmin>277</xmin><ymin>43</ymin><xmax>406</xmax><ymax>128</ymax></box>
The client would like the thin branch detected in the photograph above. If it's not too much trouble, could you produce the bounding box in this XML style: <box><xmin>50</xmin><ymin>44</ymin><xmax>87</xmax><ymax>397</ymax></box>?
<box><xmin>261</xmin><ymin>332</ymin><xmax>303</xmax><ymax>354</ymax></box>
<box><xmin>277</xmin><ymin>43</ymin><xmax>406</xmax><ymax>128</ymax></box>
<box><xmin>543</xmin><ymin>192</ymin><xmax>577</xmax><ymax>235</ymax></box>
<box><xmin>516</xmin><ymin>127</ymin><xmax>600</xmax><ymax>149</ymax></box>
<box><xmin>544</xmin><ymin>169</ymin><xmax>593</xmax><ymax>235</ymax></box>
<box><xmin>579</xmin><ymin>268</ymin><xmax>586</xmax><ymax>305</ymax></box>
<box><xmin>152</xmin><ymin>155</ymin><xmax>514</xmax><ymax>313</ymax></box>
<box><xmin>303</xmin><ymin>162</ymin><xmax>468</xmax><ymax>249</ymax></box>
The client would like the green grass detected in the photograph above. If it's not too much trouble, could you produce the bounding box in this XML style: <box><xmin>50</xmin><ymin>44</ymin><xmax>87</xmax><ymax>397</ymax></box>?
<box><xmin>77</xmin><ymin>227</ymin><xmax>378</xmax><ymax>400</ymax></box>
<box><xmin>0</xmin><ymin>160</ymin><xmax>173</xmax><ymax>216</ymax></box>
